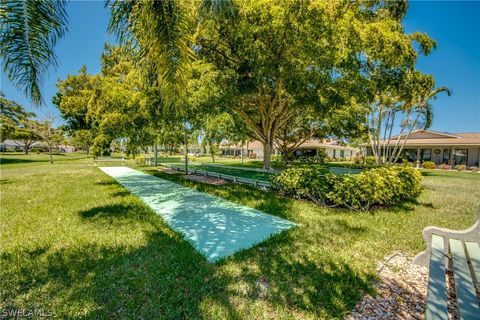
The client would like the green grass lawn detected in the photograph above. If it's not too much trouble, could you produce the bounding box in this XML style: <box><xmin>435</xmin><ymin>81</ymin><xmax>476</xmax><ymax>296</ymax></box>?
<box><xmin>1</xmin><ymin>152</ymin><xmax>479</xmax><ymax>319</ymax></box>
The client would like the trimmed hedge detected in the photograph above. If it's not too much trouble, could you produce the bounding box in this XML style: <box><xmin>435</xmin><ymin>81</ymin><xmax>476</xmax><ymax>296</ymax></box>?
<box><xmin>271</xmin><ymin>165</ymin><xmax>422</xmax><ymax>211</ymax></box>
<box><xmin>270</xmin><ymin>166</ymin><xmax>329</xmax><ymax>200</ymax></box>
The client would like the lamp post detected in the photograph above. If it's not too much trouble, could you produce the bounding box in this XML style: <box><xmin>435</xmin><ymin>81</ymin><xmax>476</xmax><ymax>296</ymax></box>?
<box><xmin>153</xmin><ymin>141</ymin><xmax>158</xmax><ymax>166</ymax></box>
<box><xmin>184</xmin><ymin>120</ymin><xmax>192</xmax><ymax>175</ymax></box>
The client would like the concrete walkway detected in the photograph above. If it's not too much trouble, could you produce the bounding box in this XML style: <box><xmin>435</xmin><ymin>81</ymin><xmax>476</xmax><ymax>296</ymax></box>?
<box><xmin>99</xmin><ymin>167</ymin><xmax>296</xmax><ymax>262</ymax></box>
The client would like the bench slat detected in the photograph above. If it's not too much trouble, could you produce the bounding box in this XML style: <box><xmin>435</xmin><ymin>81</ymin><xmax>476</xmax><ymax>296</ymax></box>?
<box><xmin>426</xmin><ymin>234</ymin><xmax>448</xmax><ymax>320</ymax></box>
<box><xmin>465</xmin><ymin>242</ymin><xmax>480</xmax><ymax>283</ymax></box>
<box><xmin>449</xmin><ymin>238</ymin><xmax>480</xmax><ymax>320</ymax></box>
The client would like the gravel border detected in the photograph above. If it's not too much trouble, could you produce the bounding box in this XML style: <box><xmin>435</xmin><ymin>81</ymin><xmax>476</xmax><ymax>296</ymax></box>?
<box><xmin>348</xmin><ymin>253</ymin><xmax>428</xmax><ymax>320</ymax></box>
<box><xmin>348</xmin><ymin>252</ymin><xmax>480</xmax><ymax>320</ymax></box>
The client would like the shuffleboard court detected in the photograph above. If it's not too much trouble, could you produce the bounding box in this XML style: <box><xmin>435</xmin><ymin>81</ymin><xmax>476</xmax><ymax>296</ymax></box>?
<box><xmin>99</xmin><ymin>167</ymin><xmax>296</xmax><ymax>262</ymax></box>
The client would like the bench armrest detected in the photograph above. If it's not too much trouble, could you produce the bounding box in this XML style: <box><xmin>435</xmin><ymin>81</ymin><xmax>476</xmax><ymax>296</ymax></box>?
<box><xmin>413</xmin><ymin>212</ymin><xmax>480</xmax><ymax>267</ymax></box>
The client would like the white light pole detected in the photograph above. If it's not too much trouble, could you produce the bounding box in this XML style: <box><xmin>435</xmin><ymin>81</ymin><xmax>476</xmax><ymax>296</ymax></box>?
<box><xmin>184</xmin><ymin>120</ymin><xmax>192</xmax><ymax>175</ymax></box>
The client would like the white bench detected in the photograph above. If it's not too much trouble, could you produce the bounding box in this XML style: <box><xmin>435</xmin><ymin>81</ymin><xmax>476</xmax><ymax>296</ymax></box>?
<box><xmin>414</xmin><ymin>213</ymin><xmax>480</xmax><ymax>319</ymax></box>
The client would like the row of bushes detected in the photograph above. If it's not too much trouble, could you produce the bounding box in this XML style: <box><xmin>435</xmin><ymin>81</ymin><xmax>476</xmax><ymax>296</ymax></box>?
<box><xmin>292</xmin><ymin>155</ymin><xmax>327</xmax><ymax>164</ymax></box>
<box><xmin>422</xmin><ymin>161</ymin><xmax>478</xmax><ymax>171</ymax></box>
<box><xmin>270</xmin><ymin>165</ymin><xmax>422</xmax><ymax>211</ymax></box>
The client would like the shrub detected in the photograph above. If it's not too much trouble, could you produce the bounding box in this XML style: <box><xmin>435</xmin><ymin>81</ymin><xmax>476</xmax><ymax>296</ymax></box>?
<box><xmin>272</xmin><ymin>154</ymin><xmax>283</xmax><ymax>162</ymax></box>
<box><xmin>439</xmin><ymin>163</ymin><xmax>450</xmax><ymax>170</ymax></box>
<box><xmin>270</xmin><ymin>166</ymin><xmax>329</xmax><ymax>199</ymax></box>
<box><xmin>471</xmin><ymin>166</ymin><xmax>478</xmax><ymax>172</ymax></box>
<box><xmin>334</xmin><ymin>162</ymin><xmax>380</xmax><ymax>170</ymax></box>
<box><xmin>365</xmin><ymin>156</ymin><xmax>377</xmax><ymax>166</ymax></box>
<box><xmin>422</xmin><ymin>161</ymin><xmax>436</xmax><ymax>169</ymax></box>
<box><xmin>271</xmin><ymin>165</ymin><xmax>422</xmax><ymax>211</ymax></box>
<box><xmin>317</xmin><ymin>149</ymin><xmax>328</xmax><ymax>163</ymax></box>
<box><xmin>135</xmin><ymin>155</ymin><xmax>145</xmax><ymax>164</ymax></box>
<box><xmin>325</xmin><ymin>166</ymin><xmax>422</xmax><ymax>210</ymax></box>
<box><xmin>293</xmin><ymin>154</ymin><xmax>326</xmax><ymax>164</ymax></box>
<box><xmin>455</xmin><ymin>164</ymin><xmax>466</xmax><ymax>171</ymax></box>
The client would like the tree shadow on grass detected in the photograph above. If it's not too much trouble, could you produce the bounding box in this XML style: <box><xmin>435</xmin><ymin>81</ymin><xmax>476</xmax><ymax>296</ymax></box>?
<box><xmin>79</xmin><ymin>203</ymin><xmax>141</xmax><ymax>219</ymax></box>
<box><xmin>0</xmin><ymin>157</ymin><xmax>44</xmax><ymax>165</ymax></box>
<box><xmin>2</xmin><ymin>179</ymin><xmax>382</xmax><ymax>319</ymax></box>
<box><xmin>384</xmin><ymin>198</ymin><xmax>436</xmax><ymax>213</ymax></box>
<box><xmin>0</xmin><ymin>178</ymin><xmax>13</xmax><ymax>185</ymax></box>
<box><xmin>222</xmin><ymin>222</ymin><xmax>375</xmax><ymax>318</ymax></box>
<box><xmin>2</xmin><ymin>202</ymin><xmax>244</xmax><ymax>319</ymax></box>
<box><xmin>94</xmin><ymin>179</ymin><xmax>131</xmax><ymax>198</ymax></box>
<box><xmin>94</xmin><ymin>180</ymin><xmax>118</xmax><ymax>186</ymax></box>
<box><xmin>2</xmin><ymin>168</ymin><xmax>381</xmax><ymax>318</ymax></box>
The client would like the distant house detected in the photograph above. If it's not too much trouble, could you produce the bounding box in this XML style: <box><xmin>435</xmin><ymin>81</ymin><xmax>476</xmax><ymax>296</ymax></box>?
<box><xmin>220</xmin><ymin>139</ymin><xmax>359</xmax><ymax>159</ymax></box>
<box><xmin>0</xmin><ymin>139</ymin><xmax>75</xmax><ymax>153</ymax></box>
<box><xmin>293</xmin><ymin>139</ymin><xmax>359</xmax><ymax>159</ymax></box>
<box><xmin>0</xmin><ymin>139</ymin><xmax>47</xmax><ymax>152</ymax></box>
<box><xmin>362</xmin><ymin>130</ymin><xmax>480</xmax><ymax>167</ymax></box>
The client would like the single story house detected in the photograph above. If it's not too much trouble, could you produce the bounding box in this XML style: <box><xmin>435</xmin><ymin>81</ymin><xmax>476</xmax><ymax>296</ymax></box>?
<box><xmin>0</xmin><ymin>139</ymin><xmax>75</xmax><ymax>153</ymax></box>
<box><xmin>362</xmin><ymin>130</ymin><xmax>480</xmax><ymax>167</ymax></box>
<box><xmin>220</xmin><ymin>139</ymin><xmax>359</xmax><ymax>159</ymax></box>
<box><xmin>294</xmin><ymin>139</ymin><xmax>359</xmax><ymax>159</ymax></box>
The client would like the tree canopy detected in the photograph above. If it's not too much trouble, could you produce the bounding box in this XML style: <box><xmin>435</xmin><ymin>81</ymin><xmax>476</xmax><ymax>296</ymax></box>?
<box><xmin>193</xmin><ymin>0</ymin><xmax>435</xmax><ymax>168</ymax></box>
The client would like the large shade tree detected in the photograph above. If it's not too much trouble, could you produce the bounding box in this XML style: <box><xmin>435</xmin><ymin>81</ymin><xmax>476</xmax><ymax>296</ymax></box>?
<box><xmin>0</xmin><ymin>92</ymin><xmax>39</xmax><ymax>153</ymax></box>
<box><xmin>87</xmin><ymin>46</ymin><xmax>153</xmax><ymax>157</ymax></box>
<box><xmin>274</xmin><ymin>107</ymin><xmax>321</xmax><ymax>165</ymax></box>
<box><xmin>197</xmin><ymin>0</ymin><xmax>431</xmax><ymax>169</ymax></box>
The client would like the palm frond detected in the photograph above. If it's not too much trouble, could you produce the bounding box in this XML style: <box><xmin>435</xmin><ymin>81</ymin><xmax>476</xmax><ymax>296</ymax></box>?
<box><xmin>0</xmin><ymin>0</ymin><xmax>68</xmax><ymax>106</ymax></box>
<box><xmin>199</xmin><ymin>0</ymin><xmax>236</xmax><ymax>21</ymax></box>
<box><xmin>107</xmin><ymin>0</ymin><xmax>194</xmax><ymax>109</ymax></box>
<box><xmin>427</xmin><ymin>86</ymin><xmax>451</xmax><ymax>101</ymax></box>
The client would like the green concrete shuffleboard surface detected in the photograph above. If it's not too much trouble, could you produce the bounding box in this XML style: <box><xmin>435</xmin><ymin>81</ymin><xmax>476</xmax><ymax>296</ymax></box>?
<box><xmin>99</xmin><ymin>167</ymin><xmax>296</xmax><ymax>262</ymax></box>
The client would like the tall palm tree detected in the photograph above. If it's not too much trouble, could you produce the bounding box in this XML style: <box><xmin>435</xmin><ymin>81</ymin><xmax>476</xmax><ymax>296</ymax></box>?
<box><xmin>391</xmin><ymin>86</ymin><xmax>451</xmax><ymax>163</ymax></box>
<box><xmin>0</xmin><ymin>0</ymin><xmax>68</xmax><ymax>106</ymax></box>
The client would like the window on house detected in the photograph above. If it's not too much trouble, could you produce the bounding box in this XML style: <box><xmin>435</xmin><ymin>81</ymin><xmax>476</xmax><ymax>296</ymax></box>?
<box><xmin>403</xmin><ymin>149</ymin><xmax>417</xmax><ymax>162</ymax></box>
<box><xmin>421</xmin><ymin>149</ymin><xmax>431</xmax><ymax>162</ymax></box>
<box><xmin>453</xmin><ymin>149</ymin><xmax>468</xmax><ymax>165</ymax></box>
<box><xmin>442</xmin><ymin>149</ymin><xmax>451</xmax><ymax>164</ymax></box>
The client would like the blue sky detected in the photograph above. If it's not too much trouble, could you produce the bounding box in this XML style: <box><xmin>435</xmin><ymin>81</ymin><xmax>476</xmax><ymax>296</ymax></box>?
<box><xmin>1</xmin><ymin>1</ymin><xmax>479</xmax><ymax>132</ymax></box>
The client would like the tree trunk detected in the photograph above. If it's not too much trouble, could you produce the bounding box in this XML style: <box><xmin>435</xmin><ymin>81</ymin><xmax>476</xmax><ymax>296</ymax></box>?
<box><xmin>24</xmin><ymin>143</ymin><xmax>29</xmax><ymax>155</ymax></box>
<box><xmin>48</xmin><ymin>146</ymin><xmax>53</xmax><ymax>164</ymax></box>
<box><xmin>283</xmin><ymin>150</ymin><xmax>292</xmax><ymax>165</ymax></box>
<box><xmin>153</xmin><ymin>142</ymin><xmax>158</xmax><ymax>166</ymax></box>
<box><xmin>184</xmin><ymin>129</ymin><xmax>188</xmax><ymax>175</ymax></box>
<box><xmin>263</xmin><ymin>141</ymin><xmax>272</xmax><ymax>170</ymax></box>
<box><xmin>241</xmin><ymin>139</ymin><xmax>244</xmax><ymax>164</ymax></box>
